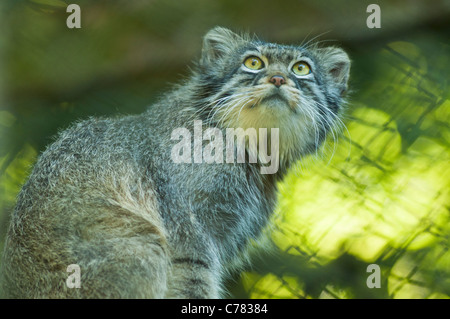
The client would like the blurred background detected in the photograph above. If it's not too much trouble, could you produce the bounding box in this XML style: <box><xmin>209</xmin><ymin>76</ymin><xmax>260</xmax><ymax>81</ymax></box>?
<box><xmin>0</xmin><ymin>0</ymin><xmax>449</xmax><ymax>299</ymax></box>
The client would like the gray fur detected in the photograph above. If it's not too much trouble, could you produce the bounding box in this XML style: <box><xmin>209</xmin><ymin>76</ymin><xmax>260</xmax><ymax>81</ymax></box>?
<box><xmin>0</xmin><ymin>27</ymin><xmax>350</xmax><ymax>298</ymax></box>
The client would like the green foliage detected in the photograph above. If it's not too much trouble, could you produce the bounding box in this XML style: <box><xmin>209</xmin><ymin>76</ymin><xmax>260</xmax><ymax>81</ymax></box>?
<box><xmin>234</xmin><ymin>38</ymin><xmax>450</xmax><ymax>299</ymax></box>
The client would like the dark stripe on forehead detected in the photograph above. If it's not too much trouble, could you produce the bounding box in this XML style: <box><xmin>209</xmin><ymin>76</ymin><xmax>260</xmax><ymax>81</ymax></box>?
<box><xmin>262</xmin><ymin>49</ymin><xmax>295</xmax><ymax>64</ymax></box>
<box><xmin>238</xmin><ymin>43</ymin><xmax>261</xmax><ymax>55</ymax></box>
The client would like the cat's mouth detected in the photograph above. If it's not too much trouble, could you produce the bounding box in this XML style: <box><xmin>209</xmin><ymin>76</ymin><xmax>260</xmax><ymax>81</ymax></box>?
<box><xmin>261</xmin><ymin>89</ymin><xmax>289</xmax><ymax>105</ymax></box>
<box><xmin>261</xmin><ymin>93</ymin><xmax>288</xmax><ymax>105</ymax></box>
<box><xmin>258</xmin><ymin>89</ymin><xmax>297</xmax><ymax>113</ymax></box>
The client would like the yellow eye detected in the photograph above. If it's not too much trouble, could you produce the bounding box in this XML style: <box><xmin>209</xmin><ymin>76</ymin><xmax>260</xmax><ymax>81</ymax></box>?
<box><xmin>292</xmin><ymin>61</ymin><xmax>311</xmax><ymax>76</ymax></box>
<box><xmin>243</xmin><ymin>56</ymin><xmax>264</xmax><ymax>70</ymax></box>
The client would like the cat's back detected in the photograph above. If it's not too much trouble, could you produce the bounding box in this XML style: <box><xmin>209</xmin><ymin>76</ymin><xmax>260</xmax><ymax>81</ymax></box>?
<box><xmin>0</xmin><ymin>113</ymin><xmax>167</xmax><ymax>298</ymax></box>
<box><xmin>24</xmin><ymin>113</ymin><xmax>154</xmax><ymax>195</ymax></box>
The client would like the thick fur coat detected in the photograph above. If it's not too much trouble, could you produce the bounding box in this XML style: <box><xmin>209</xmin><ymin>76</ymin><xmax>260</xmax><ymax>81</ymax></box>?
<box><xmin>0</xmin><ymin>27</ymin><xmax>350</xmax><ymax>298</ymax></box>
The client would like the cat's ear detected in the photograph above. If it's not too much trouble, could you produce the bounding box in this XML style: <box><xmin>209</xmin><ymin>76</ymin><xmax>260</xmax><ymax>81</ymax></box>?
<box><xmin>201</xmin><ymin>27</ymin><xmax>242</xmax><ymax>65</ymax></box>
<box><xmin>316</xmin><ymin>47</ymin><xmax>351</xmax><ymax>95</ymax></box>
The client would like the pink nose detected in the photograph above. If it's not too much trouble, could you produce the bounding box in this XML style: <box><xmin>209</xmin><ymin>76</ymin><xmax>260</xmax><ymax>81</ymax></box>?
<box><xmin>269</xmin><ymin>75</ymin><xmax>286</xmax><ymax>88</ymax></box>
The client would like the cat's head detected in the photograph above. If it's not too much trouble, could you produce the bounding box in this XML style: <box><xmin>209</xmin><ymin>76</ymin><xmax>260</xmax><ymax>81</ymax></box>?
<box><xmin>194</xmin><ymin>27</ymin><xmax>351</xmax><ymax>169</ymax></box>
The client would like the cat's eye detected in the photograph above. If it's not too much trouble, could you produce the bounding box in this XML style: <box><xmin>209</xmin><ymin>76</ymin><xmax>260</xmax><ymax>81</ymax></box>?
<box><xmin>292</xmin><ymin>61</ymin><xmax>311</xmax><ymax>76</ymax></box>
<box><xmin>243</xmin><ymin>56</ymin><xmax>264</xmax><ymax>70</ymax></box>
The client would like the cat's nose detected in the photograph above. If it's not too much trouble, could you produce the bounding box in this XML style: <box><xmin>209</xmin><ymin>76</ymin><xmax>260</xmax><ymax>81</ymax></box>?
<box><xmin>269</xmin><ymin>75</ymin><xmax>286</xmax><ymax>88</ymax></box>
